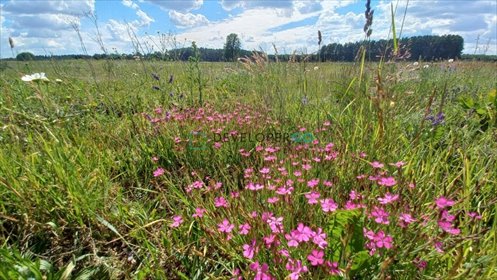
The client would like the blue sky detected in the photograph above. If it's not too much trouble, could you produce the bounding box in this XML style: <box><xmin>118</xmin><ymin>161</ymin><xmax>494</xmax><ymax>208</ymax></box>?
<box><xmin>1</xmin><ymin>0</ymin><xmax>496</xmax><ymax>58</ymax></box>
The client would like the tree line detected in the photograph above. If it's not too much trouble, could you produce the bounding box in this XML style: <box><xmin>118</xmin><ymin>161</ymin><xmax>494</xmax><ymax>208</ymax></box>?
<box><xmin>7</xmin><ymin>34</ymin><xmax>494</xmax><ymax>63</ymax></box>
<box><xmin>319</xmin><ymin>35</ymin><xmax>464</xmax><ymax>62</ymax></box>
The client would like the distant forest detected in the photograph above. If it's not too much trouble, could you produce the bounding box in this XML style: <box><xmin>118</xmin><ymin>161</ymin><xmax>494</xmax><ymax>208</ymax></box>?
<box><xmin>5</xmin><ymin>34</ymin><xmax>497</xmax><ymax>62</ymax></box>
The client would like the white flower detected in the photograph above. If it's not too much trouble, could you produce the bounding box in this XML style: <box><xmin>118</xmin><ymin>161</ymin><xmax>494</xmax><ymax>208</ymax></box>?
<box><xmin>55</xmin><ymin>78</ymin><xmax>62</xmax><ymax>83</ymax></box>
<box><xmin>423</xmin><ymin>65</ymin><xmax>430</xmax><ymax>69</ymax></box>
<box><xmin>413</xmin><ymin>62</ymin><xmax>419</xmax><ymax>66</ymax></box>
<box><xmin>21</xmin><ymin>72</ymin><xmax>49</xmax><ymax>82</ymax></box>
<box><xmin>313</xmin><ymin>66</ymin><xmax>319</xmax><ymax>71</ymax></box>
<box><xmin>448</xmin><ymin>59</ymin><xmax>454</xmax><ymax>63</ymax></box>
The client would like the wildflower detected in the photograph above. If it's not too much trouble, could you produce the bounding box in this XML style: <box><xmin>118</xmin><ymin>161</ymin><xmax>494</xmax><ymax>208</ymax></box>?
<box><xmin>260</xmin><ymin>167</ymin><xmax>270</xmax><ymax>174</ymax></box>
<box><xmin>21</xmin><ymin>72</ymin><xmax>50</xmax><ymax>82</ymax></box>
<box><xmin>170</xmin><ymin>215</ymin><xmax>183</xmax><ymax>228</ymax></box>
<box><xmin>246</xmin><ymin>182</ymin><xmax>264</xmax><ymax>191</ymax></box>
<box><xmin>286</xmin><ymin>259</ymin><xmax>308</xmax><ymax>279</ymax></box>
<box><xmin>307</xmin><ymin>250</ymin><xmax>324</xmax><ymax>266</ymax></box>
<box><xmin>370</xmin><ymin>161</ymin><xmax>384</xmax><ymax>168</ymax></box>
<box><xmin>371</xmin><ymin>206</ymin><xmax>390</xmax><ymax>225</ymax></box>
<box><xmin>307</xmin><ymin>179</ymin><xmax>319</xmax><ymax>188</ymax></box>
<box><xmin>377</xmin><ymin>177</ymin><xmax>397</xmax><ymax>187</ymax></box>
<box><xmin>243</xmin><ymin>239</ymin><xmax>258</xmax><ymax>259</ymax></box>
<box><xmin>434</xmin><ymin>241</ymin><xmax>444</xmax><ymax>253</ymax></box>
<box><xmin>285</xmin><ymin>232</ymin><xmax>300</xmax><ymax>247</ymax></box>
<box><xmin>249</xmin><ymin>262</ymin><xmax>273</xmax><ymax>280</ymax></box>
<box><xmin>267</xmin><ymin>196</ymin><xmax>279</xmax><ymax>204</ymax></box>
<box><xmin>378</xmin><ymin>193</ymin><xmax>399</xmax><ymax>204</ymax></box>
<box><xmin>374</xmin><ymin>231</ymin><xmax>393</xmax><ymax>249</ymax></box>
<box><xmin>192</xmin><ymin>208</ymin><xmax>206</xmax><ymax>218</ymax></box>
<box><xmin>239</xmin><ymin>223</ymin><xmax>251</xmax><ymax>235</ymax></box>
<box><xmin>263</xmin><ymin>234</ymin><xmax>279</xmax><ymax>248</ymax></box>
<box><xmin>326</xmin><ymin>261</ymin><xmax>340</xmax><ymax>275</ymax></box>
<box><xmin>293</xmin><ymin>223</ymin><xmax>313</xmax><ymax>242</ymax></box>
<box><xmin>435</xmin><ymin>196</ymin><xmax>455</xmax><ymax>209</ymax></box>
<box><xmin>55</xmin><ymin>78</ymin><xmax>62</xmax><ymax>83</ymax></box>
<box><xmin>467</xmin><ymin>212</ymin><xmax>482</xmax><ymax>220</ymax></box>
<box><xmin>153</xmin><ymin>167</ymin><xmax>165</xmax><ymax>177</ymax></box>
<box><xmin>390</xmin><ymin>161</ymin><xmax>406</xmax><ymax>168</ymax></box>
<box><xmin>267</xmin><ymin>216</ymin><xmax>284</xmax><ymax>233</ymax></box>
<box><xmin>214</xmin><ymin>196</ymin><xmax>229</xmax><ymax>208</ymax></box>
<box><xmin>398</xmin><ymin>213</ymin><xmax>416</xmax><ymax>227</ymax></box>
<box><xmin>320</xmin><ymin>198</ymin><xmax>338</xmax><ymax>212</ymax></box>
<box><xmin>305</xmin><ymin>191</ymin><xmax>320</xmax><ymax>204</ymax></box>
<box><xmin>311</xmin><ymin>228</ymin><xmax>328</xmax><ymax>248</ymax></box>
<box><xmin>423</xmin><ymin>64</ymin><xmax>430</xmax><ymax>69</ymax></box>
<box><xmin>218</xmin><ymin>219</ymin><xmax>235</xmax><ymax>233</ymax></box>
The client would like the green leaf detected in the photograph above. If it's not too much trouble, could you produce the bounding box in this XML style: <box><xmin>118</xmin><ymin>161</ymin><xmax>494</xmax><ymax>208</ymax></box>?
<box><xmin>390</xmin><ymin>3</ymin><xmax>398</xmax><ymax>56</ymax></box>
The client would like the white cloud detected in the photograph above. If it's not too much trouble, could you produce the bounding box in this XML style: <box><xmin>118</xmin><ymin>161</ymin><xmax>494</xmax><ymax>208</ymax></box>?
<box><xmin>136</xmin><ymin>9</ymin><xmax>154</xmax><ymax>26</ymax></box>
<box><xmin>168</xmin><ymin>10</ymin><xmax>209</xmax><ymax>28</ymax></box>
<box><xmin>121</xmin><ymin>0</ymin><xmax>154</xmax><ymax>26</ymax></box>
<box><xmin>3</xmin><ymin>0</ymin><xmax>94</xmax><ymax>16</ymax></box>
<box><xmin>221</xmin><ymin>0</ymin><xmax>293</xmax><ymax>11</ymax></box>
<box><xmin>171</xmin><ymin>6</ymin><xmax>322</xmax><ymax>52</ymax></box>
<box><xmin>146</xmin><ymin>0</ymin><xmax>203</xmax><ymax>12</ymax></box>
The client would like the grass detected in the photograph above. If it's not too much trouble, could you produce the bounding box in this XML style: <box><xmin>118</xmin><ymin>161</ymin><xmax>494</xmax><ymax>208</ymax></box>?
<box><xmin>0</xmin><ymin>57</ymin><xmax>496</xmax><ymax>279</ymax></box>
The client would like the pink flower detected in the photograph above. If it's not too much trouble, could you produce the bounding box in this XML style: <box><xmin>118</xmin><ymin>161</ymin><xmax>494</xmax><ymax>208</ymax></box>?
<box><xmin>285</xmin><ymin>232</ymin><xmax>300</xmax><ymax>247</ymax></box>
<box><xmin>153</xmin><ymin>167</ymin><xmax>165</xmax><ymax>177</ymax></box>
<box><xmin>467</xmin><ymin>212</ymin><xmax>482</xmax><ymax>220</ymax></box>
<box><xmin>267</xmin><ymin>216</ymin><xmax>284</xmax><ymax>233</ymax></box>
<box><xmin>378</xmin><ymin>177</ymin><xmax>397</xmax><ymax>187</ymax></box>
<box><xmin>378</xmin><ymin>193</ymin><xmax>399</xmax><ymax>204</ymax></box>
<box><xmin>434</xmin><ymin>241</ymin><xmax>444</xmax><ymax>253</ymax></box>
<box><xmin>293</xmin><ymin>223</ymin><xmax>313</xmax><ymax>242</ymax></box>
<box><xmin>371</xmin><ymin>161</ymin><xmax>384</xmax><ymax>168</ymax></box>
<box><xmin>218</xmin><ymin>219</ymin><xmax>234</xmax><ymax>233</ymax></box>
<box><xmin>170</xmin><ymin>215</ymin><xmax>183</xmax><ymax>228</ymax></box>
<box><xmin>323</xmin><ymin>181</ymin><xmax>333</xmax><ymax>187</ymax></box>
<box><xmin>374</xmin><ymin>231</ymin><xmax>393</xmax><ymax>249</ymax></box>
<box><xmin>192</xmin><ymin>208</ymin><xmax>206</xmax><ymax>218</ymax></box>
<box><xmin>302</xmin><ymin>164</ymin><xmax>312</xmax><ymax>170</ymax></box>
<box><xmin>371</xmin><ymin>207</ymin><xmax>390</xmax><ymax>225</ymax></box>
<box><xmin>390</xmin><ymin>161</ymin><xmax>406</xmax><ymax>168</ymax></box>
<box><xmin>267</xmin><ymin>196</ymin><xmax>279</xmax><ymax>204</ymax></box>
<box><xmin>307</xmin><ymin>179</ymin><xmax>319</xmax><ymax>188</ymax></box>
<box><xmin>438</xmin><ymin>220</ymin><xmax>460</xmax><ymax>235</ymax></box>
<box><xmin>263</xmin><ymin>234</ymin><xmax>279</xmax><ymax>248</ymax></box>
<box><xmin>325</xmin><ymin>261</ymin><xmax>340</xmax><ymax>275</ymax></box>
<box><xmin>286</xmin><ymin>259</ymin><xmax>308</xmax><ymax>279</ymax></box>
<box><xmin>398</xmin><ymin>213</ymin><xmax>415</xmax><ymax>227</ymax></box>
<box><xmin>305</xmin><ymin>191</ymin><xmax>320</xmax><ymax>204</ymax></box>
<box><xmin>320</xmin><ymin>199</ymin><xmax>338</xmax><ymax>212</ymax></box>
<box><xmin>249</xmin><ymin>262</ymin><xmax>273</xmax><ymax>280</ymax></box>
<box><xmin>243</xmin><ymin>239</ymin><xmax>257</xmax><ymax>259</ymax></box>
<box><xmin>239</xmin><ymin>223</ymin><xmax>251</xmax><ymax>235</ymax></box>
<box><xmin>214</xmin><ymin>196</ymin><xmax>229</xmax><ymax>208</ymax></box>
<box><xmin>260</xmin><ymin>167</ymin><xmax>270</xmax><ymax>174</ymax></box>
<box><xmin>435</xmin><ymin>196</ymin><xmax>455</xmax><ymax>209</ymax></box>
<box><xmin>311</xmin><ymin>228</ymin><xmax>328</xmax><ymax>248</ymax></box>
<box><xmin>246</xmin><ymin>182</ymin><xmax>264</xmax><ymax>191</ymax></box>
<box><xmin>307</xmin><ymin>250</ymin><xmax>324</xmax><ymax>266</ymax></box>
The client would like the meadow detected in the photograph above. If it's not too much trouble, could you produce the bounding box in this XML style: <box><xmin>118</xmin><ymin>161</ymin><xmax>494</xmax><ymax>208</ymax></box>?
<box><xmin>0</xmin><ymin>57</ymin><xmax>496</xmax><ymax>279</ymax></box>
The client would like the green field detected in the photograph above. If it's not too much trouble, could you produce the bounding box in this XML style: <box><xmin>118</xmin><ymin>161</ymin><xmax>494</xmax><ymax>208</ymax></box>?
<box><xmin>1</xmin><ymin>58</ymin><xmax>496</xmax><ymax>279</ymax></box>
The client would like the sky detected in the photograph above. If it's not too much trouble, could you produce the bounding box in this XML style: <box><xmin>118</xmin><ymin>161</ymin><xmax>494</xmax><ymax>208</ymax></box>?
<box><xmin>0</xmin><ymin>0</ymin><xmax>496</xmax><ymax>58</ymax></box>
